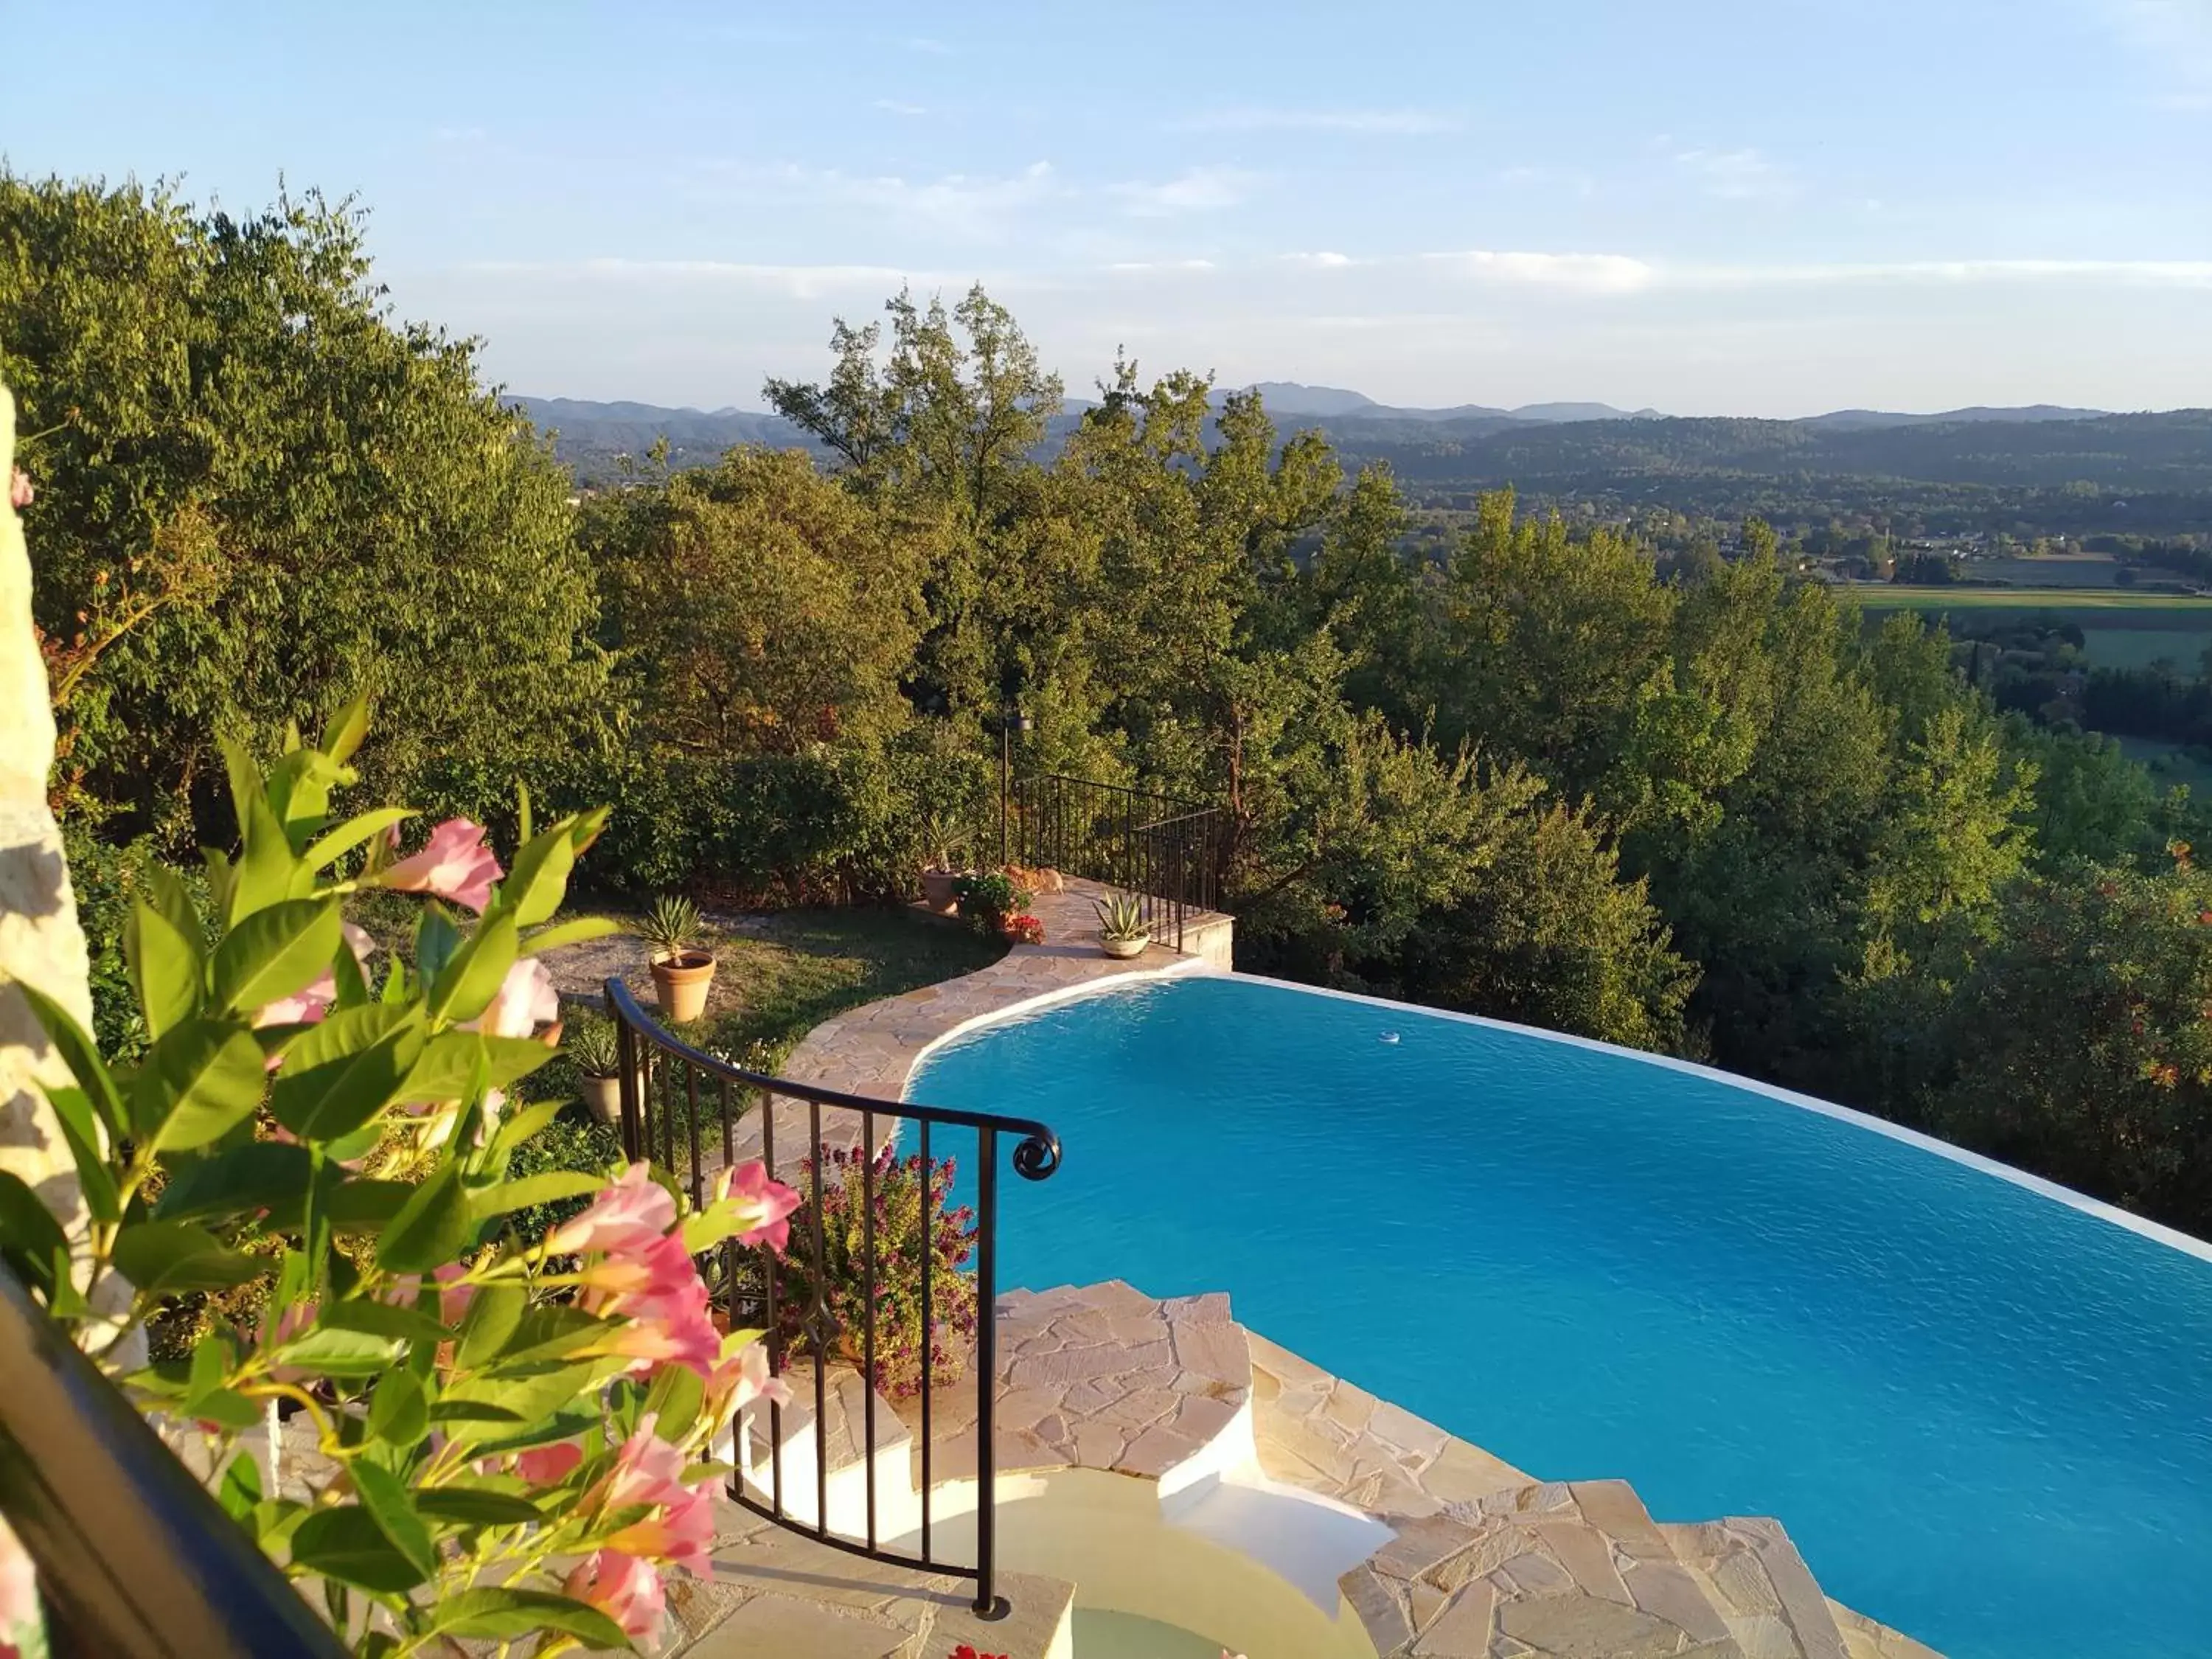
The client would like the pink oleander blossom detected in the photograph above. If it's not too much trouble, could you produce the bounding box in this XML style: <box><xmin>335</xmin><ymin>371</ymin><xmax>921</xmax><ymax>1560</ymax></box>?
<box><xmin>715</xmin><ymin>1161</ymin><xmax>801</xmax><ymax>1252</ymax></box>
<box><xmin>591</xmin><ymin>1416</ymin><xmax>687</xmax><ymax>1512</ymax></box>
<box><xmin>563</xmin><ymin>1549</ymin><xmax>664</xmax><ymax>1643</ymax></box>
<box><xmin>595</xmin><ymin>1309</ymin><xmax>723</xmax><ymax>1377</ymax></box>
<box><xmin>7</xmin><ymin>468</ymin><xmax>30</xmax><ymax>511</ymax></box>
<box><xmin>379</xmin><ymin>818</ymin><xmax>502</xmax><ymax>913</ymax></box>
<box><xmin>473</xmin><ymin>956</ymin><xmax>560</xmax><ymax>1040</ymax></box>
<box><xmin>606</xmin><ymin>1481</ymin><xmax>715</xmax><ymax>1580</ymax></box>
<box><xmin>546</xmin><ymin>1162</ymin><xmax>675</xmax><ymax>1257</ymax></box>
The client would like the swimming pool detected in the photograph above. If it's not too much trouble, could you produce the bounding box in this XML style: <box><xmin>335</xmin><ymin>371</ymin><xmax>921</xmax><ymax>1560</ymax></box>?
<box><xmin>911</xmin><ymin>972</ymin><xmax>2212</xmax><ymax>1659</ymax></box>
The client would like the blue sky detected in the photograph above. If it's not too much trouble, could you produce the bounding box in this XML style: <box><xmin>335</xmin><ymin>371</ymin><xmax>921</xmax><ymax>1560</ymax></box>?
<box><xmin>7</xmin><ymin>0</ymin><xmax>2211</xmax><ymax>414</ymax></box>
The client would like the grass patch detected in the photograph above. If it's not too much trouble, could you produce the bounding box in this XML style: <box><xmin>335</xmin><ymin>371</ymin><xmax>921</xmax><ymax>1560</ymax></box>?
<box><xmin>1858</xmin><ymin>586</ymin><xmax>2212</xmax><ymax>614</ymax></box>
<box><xmin>2079</xmin><ymin>627</ymin><xmax>2212</xmax><ymax>672</ymax></box>
<box><xmin>694</xmin><ymin>908</ymin><xmax>1004</xmax><ymax>1061</ymax></box>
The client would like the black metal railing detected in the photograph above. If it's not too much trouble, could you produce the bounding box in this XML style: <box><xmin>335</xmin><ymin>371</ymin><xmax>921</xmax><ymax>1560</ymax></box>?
<box><xmin>1006</xmin><ymin>772</ymin><xmax>1225</xmax><ymax>950</ymax></box>
<box><xmin>603</xmin><ymin>978</ymin><xmax>1060</xmax><ymax>1620</ymax></box>
<box><xmin>0</xmin><ymin>1262</ymin><xmax>350</xmax><ymax>1658</ymax></box>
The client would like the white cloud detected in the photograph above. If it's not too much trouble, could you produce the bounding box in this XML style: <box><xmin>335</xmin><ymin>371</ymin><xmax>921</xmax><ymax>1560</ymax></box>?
<box><xmin>1110</xmin><ymin>166</ymin><xmax>1261</xmax><ymax>217</ymax></box>
<box><xmin>1422</xmin><ymin>250</ymin><xmax>1660</xmax><ymax>293</ymax></box>
<box><xmin>1673</xmin><ymin>147</ymin><xmax>1796</xmax><ymax>201</ymax></box>
<box><xmin>2106</xmin><ymin>0</ymin><xmax>2212</xmax><ymax>105</ymax></box>
<box><xmin>1175</xmin><ymin>106</ymin><xmax>1461</xmax><ymax>135</ymax></box>
<box><xmin>1109</xmin><ymin>259</ymin><xmax>1219</xmax><ymax>274</ymax></box>
<box><xmin>874</xmin><ymin>99</ymin><xmax>929</xmax><ymax>116</ymax></box>
<box><xmin>1279</xmin><ymin>251</ymin><xmax>1364</xmax><ymax>269</ymax></box>
<box><xmin>1680</xmin><ymin>257</ymin><xmax>2212</xmax><ymax>288</ymax></box>
<box><xmin>467</xmin><ymin>260</ymin><xmax>934</xmax><ymax>300</ymax></box>
<box><xmin>693</xmin><ymin>159</ymin><xmax>1058</xmax><ymax>239</ymax></box>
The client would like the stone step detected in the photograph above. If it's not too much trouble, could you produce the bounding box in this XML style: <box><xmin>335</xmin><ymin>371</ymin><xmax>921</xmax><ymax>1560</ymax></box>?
<box><xmin>1659</xmin><ymin>1520</ymin><xmax>1850</xmax><ymax>1659</ymax></box>
<box><xmin>1345</xmin><ymin>1478</ymin><xmax>1748</xmax><ymax>1657</ymax></box>
<box><xmin>659</xmin><ymin>1496</ymin><xmax>1074</xmax><ymax>1659</ymax></box>
<box><xmin>1826</xmin><ymin>1599</ymin><xmax>1944</xmax><ymax>1659</ymax></box>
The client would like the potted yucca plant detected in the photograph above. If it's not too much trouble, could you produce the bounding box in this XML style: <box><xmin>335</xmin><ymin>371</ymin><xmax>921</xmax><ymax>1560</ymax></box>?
<box><xmin>565</xmin><ymin>1013</ymin><xmax>628</xmax><ymax>1126</ymax></box>
<box><xmin>1093</xmin><ymin>888</ymin><xmax>1151</xmax><ymax>958</ymax></box>
<box><xmin>640</xmin><ymin>894</ymin><xmax>716</xmax><ymax>1022</ymax></box>
<box><xmin>919</xmin><ymin>809</ymin><xmax>969</xmax><ymax>915</ymax></box>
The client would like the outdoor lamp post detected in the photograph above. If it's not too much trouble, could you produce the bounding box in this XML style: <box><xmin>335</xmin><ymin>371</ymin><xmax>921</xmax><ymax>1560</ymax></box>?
<box><xmin>998</xmin><ymin>707</ymin><xmax>1031</xmax><ymax>866</ymax></box>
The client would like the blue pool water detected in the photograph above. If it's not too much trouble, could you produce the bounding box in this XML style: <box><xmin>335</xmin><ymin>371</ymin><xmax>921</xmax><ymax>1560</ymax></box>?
<box><xmin>913</xmin><ymin>973</ymin><xmax>2212</xmax><ymax>1659</ymax></box>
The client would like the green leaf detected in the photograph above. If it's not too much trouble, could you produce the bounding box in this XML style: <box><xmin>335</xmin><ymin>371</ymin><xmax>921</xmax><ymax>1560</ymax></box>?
<box><xmin>482</xmin><ymin>1304</ymin><xmax>604</xmax><ymax>1368</ymax></box>
<box><xmin>131</xmin><ymin>1018</ymin><xmax>268</xmax><ymax>1152</ymax></box>
<box><xmin>216</xmin><ymin>1453</ymin><xmax>263</xmax><ymax>1523</ymax></box>
<box><xmin>0</xmin><ymin>1170</ymin><xmax>69</xmax><ymax>1299</ymax></box>
<box><xmin>642</xmin><ymin>1359</ymin><xmax>705</xmax><ymax>1441</ymax></box>
<box><xmin>191</xmin><ymin>1388</ymin><xmax>265</xmax><ymax>1432</ymax></box>
<box><xmin>220</xmin><ymin>736</ymin><xmax>298</xmax><ymax>922</ymax></box>
<box><xmin>441</xmin><ymin>1361</ymin><xmax>616</xmax><ymax>1441</ymax></box>
<box><xmin>428</xmin><ymin>910</ymin><xmax>518</xmax><ymax>1026</ymax></box>
<box><xmin>125</xmin><ymin>891</ymin><xmax>203</xmax><ymax>1042</ymax></box>
<box><xmin>303</xmin><ymin>806</ymin><xmax>413</xmax><ymax>875</ymax></box>
<box><xmin>268</xmin><ymin>1324</ymin><xmax>403</xmax><ymax>1376</ymax></box>
<box><xmin>412</xmin><ymin>1489</ymin><xmax>545</xmax><ymax>1528</ymax></box>
<box><xmin>495</xmin><ymin>823</ymin><xmax>574</xmax><ymax>930</ymax></box>
<box><xmin>268</xmin><ymin>1019</ymin><xmax>425</xmax><ymax>1141</ymax></box>
<box><xmin>425</xmin><ymin>1401</ymin><xmax>524</xmax><ymax>1424</ymax></box>
<box><xmin>420</xmin><ymin>1587</ymin><xmax>626</xmax><ymax>1646</ymax></box>
<box><xmin>41</xmin><ymin>1086</ymin><xmax>119</xmax><ymax>1224</ymax></box>
<box><xmin>404</xmin><ymin>1031</ymin><xmax>555</xmax><ymax>1104</ymax></box>
<box><xmin>279</xmin><ymin>1002</ymin><xmax>415</xmax><ymax>1073</ymax></box>
<box><xmin>324</xmin><ymin>1178</ymin><xmax>416</xmax><ymax>1233</ymax></box>
<box><xmin>155</xmin><ymin>1143</ymin><xmax>312</xmax><ymax>1225</ymax></box>
<box><xmin>486</xmin><ymin>1098</ymin><xmax>566</xmax><ymax>1162</ymax></box>
<box><xmin>468</xmin><ymin>1171</ymin><xmax>602</xmax><ymax>1223</ymax></box>
<box><xmin>454</xmin><ymin>1282</ymin><xmax>526</xmax><ymax>1369</ymax></box>
<box><xmin>12</xmin><ymin>981</ymin><xmax>125</xmax><ymax>1136</ymax></box>
<box><xmin>319</xmin><ymin>695</ymin><xmax>372</xmax><ymax>766</ymax></box>
<box><xmin>518</xmin><ymin>913</ymin><xmax>627</xmax><ymax>959</ymax></box>
<box><xmin>375</xmin><ymin>1166</ymin><xmax>473</xmax><ymax>1274</ymax></box>
<box><xmin>185</xmin><ymin>1332</ymin><xmax>229</xmax><ymax>1406</ymax></box>
<box><xmin>349</xmin><ymin>1459</ymin><xmax>436</xmax><ymax>1579</ymax></box>
<box><xmin>366</xmin><ymin>1368</ymin><xmax>427</xmax><ymax>1448</ymax></box>
<box><xmin>464</xmin><ymin>1408</ymin><xmax>599</xmax><ymax>1461</ymax></box>
<box><xmin>288</xmin><ymin>1505</ymin><xmax>427</xmax><ymax>1593</ymax></box>
<box><xmin>318</xmin><ymin>1298</ymin><xmax>448</xmax><ymax>1345</ymax></box>
<box><xmin>111</xmin><ymin>1221</ymin><xmax>265</xmax><ymax>1295</ymax></box>
<box><xmin>414</xmin><ymin>908</ymin><xmax>462</xmax><ymax>988</ymax></box>
<box><xmin>209</xmin><ymin>899</ymin><xmax>343</xmax><ymax>1017</ymax></box>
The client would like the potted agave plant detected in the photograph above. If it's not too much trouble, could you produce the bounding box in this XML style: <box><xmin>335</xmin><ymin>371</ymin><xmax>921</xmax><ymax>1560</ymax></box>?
<box><xmin>1093</xmin><ymin>888</ymin><xmax>1151</xmax><ymax>958</ymax></box>
<box><xmin>641</xmin><ymin>893</ymin><xmax>717</xmax><ymax>1023</ymax></box>
<box><xmin>566</xmin><ymin>1013</ymin><xmax>628</xmax><ymax>1127</ymax></box>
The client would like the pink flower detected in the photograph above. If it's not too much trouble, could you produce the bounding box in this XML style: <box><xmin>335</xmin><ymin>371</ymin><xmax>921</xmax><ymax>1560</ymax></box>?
<box><xmin>591</xmin><ymin>1416</ymin><xmax>687</xmax><ymax>1512</ymax></box>
<box><xmin>545</xmin><ymin>1163</ymin><xmax>675</xmax><ymax>1257</ymax></box>
<box><xmin>7</xmin><ymin>468</ymin><xmax>30</xmax><ymax>511</ymax></box>
<box><xmin>515</xmin><ymin>1441</ymin><xmax>583</xmax><ymax>1485</ymax></box>
<box><xmin>563</xmin><ymin>1550</ymin><xmax>663</xmax><ymax>1643</ymax></box>
<box><xmin>607</xmin><ymin>1482</ymin><xmax>716</xmax><ymax>1579</ymax></box>
<box><xmin>472</xmin><ymin>956</ymin><xmax>559</xmax><ymax>1040</ymax></box>
<box><xmin>592</xmin><ymin>1308</ymin><xmax>723</xmax><ymax>1377</ymax></box>
<box><xmin>582</xmin><ymin>1234</ymin><xmax>723</xmax><ymax>1377</ymax></box>
<box><xmin>378</xmin><ymin>818</ymin><xmax>502</xmax><ymax>914</ymax></box>
<box><xmin>712</xmin><ymin>1161</ymin><xmax>802</xmax><ymax>1253</ymax></box>
<box><xmin>705</xmin><ymin>1338</ymin><xmax>790</xmax><ymax>1430</ymax></box>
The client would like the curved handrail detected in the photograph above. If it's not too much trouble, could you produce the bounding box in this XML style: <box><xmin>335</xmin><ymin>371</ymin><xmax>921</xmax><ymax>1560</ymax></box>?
<box><xmin>0</xmin><ymin>1262</ymin><xmax>350</xmax><ymax>1658</ymax></box>
<box><xmin>601</xmin><ymin>977</ymin><xmax>1062</xmax><ymax>1178</ymax></box>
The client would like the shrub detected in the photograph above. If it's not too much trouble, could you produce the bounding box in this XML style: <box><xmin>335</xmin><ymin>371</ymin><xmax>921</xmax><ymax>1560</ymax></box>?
<box><xmin>953</xmin><ymin>870</ymin><xmax>1032</xmax><ymax>936</ymax></box>
<box><xmin>774</xmin><ymin>1144</ymin><xmax>978</xmax><ymax>1399</ymax></box>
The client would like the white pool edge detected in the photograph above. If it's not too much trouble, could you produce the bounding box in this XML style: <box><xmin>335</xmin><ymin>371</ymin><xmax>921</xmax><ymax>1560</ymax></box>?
<box><xmin>914</xmin><ymin>959</ymin><xmax>2212</xmax><ymax>1270</ymax></box>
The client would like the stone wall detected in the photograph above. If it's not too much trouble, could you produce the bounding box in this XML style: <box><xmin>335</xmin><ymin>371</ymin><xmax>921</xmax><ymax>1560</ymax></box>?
<box><xmin>0</xmin><ymin>383</ymin><xmax>94</xmax><ymax>1269</ymax></box>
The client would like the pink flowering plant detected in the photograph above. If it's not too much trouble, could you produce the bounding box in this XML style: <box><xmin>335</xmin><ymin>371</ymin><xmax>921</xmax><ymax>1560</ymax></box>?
<box><xmin>0</xmin><ymin>703</ymin><xmax>800</xmax><ymax>1654</ymax></box>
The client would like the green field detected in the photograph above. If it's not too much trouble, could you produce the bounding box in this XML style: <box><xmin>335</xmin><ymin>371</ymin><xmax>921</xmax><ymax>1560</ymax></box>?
<box><xmin>1855</xmin><ymin>586</ymin><xmax>2212</xmax><ymax>671</ymax></box>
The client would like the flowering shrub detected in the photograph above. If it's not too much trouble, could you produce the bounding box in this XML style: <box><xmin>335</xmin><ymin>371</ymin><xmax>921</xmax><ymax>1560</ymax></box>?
<box><xmin>1002</xmin><ymin>912</ymin><xmax>1046</xmax><ymax>945</ymax></box>
<box><xmin>0</xmin><ymin>705</ymin><xmax>801</xmax><ymax>1653</ymax></box>
<box><xmin>953</xmin><ymin>870</ymin><xmax>1032</xmax><ymax>936</ymax></box>
<box><xmin>775</xmin><ymin>1143</ymin><xmax>978</xmax><ymax>1398</ymax></box>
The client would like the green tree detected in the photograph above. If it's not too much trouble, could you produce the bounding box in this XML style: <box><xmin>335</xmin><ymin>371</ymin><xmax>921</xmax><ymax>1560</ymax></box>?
<box><xmin>0</xmin><ymin>172</ymin><xmax>601</xmax><ymax>835</ymax></box>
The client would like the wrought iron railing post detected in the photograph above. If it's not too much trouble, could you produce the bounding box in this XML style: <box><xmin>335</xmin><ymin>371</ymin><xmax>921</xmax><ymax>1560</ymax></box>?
<box><xmin>975</xmin><ymin>1124</ymin><xmax>1002</xmax><ymax>1617</ymax></box>
<box><xmin>611</xmin><ymin>991</ymin><xmax>642</xmax><ymax>1162</ymax></box>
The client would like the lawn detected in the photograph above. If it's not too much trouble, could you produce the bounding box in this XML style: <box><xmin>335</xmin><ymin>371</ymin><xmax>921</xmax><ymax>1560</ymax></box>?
<box><xmin>1855</xmin><ymin>586</ymin><xmax>2212</xmax><ymax>671</ymax></box>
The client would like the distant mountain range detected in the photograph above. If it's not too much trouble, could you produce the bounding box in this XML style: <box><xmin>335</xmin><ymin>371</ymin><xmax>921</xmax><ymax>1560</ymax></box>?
<box><xmin>508</xmin><ymin>392</ymin><xmax>2211</xmax><ymax>523</ymax></box>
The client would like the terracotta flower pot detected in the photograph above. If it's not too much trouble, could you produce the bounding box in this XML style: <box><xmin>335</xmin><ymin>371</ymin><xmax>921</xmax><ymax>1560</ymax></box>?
<box><xmin>920</xmin><ymin>868</ymin><xmax>962</xmax><ymax>915</ymax></box>
<box><xmin>650</xmin><ymin>950</ymin><xmax>716</xmax><ymax>1023</ymax></box>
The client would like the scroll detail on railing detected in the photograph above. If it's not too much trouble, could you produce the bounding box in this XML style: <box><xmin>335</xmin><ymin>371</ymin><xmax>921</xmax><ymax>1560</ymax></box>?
<box><xmin>601</xmin><ymin>978</ymin><xmax>1060</xmax><ymax>1620</ymax></box>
